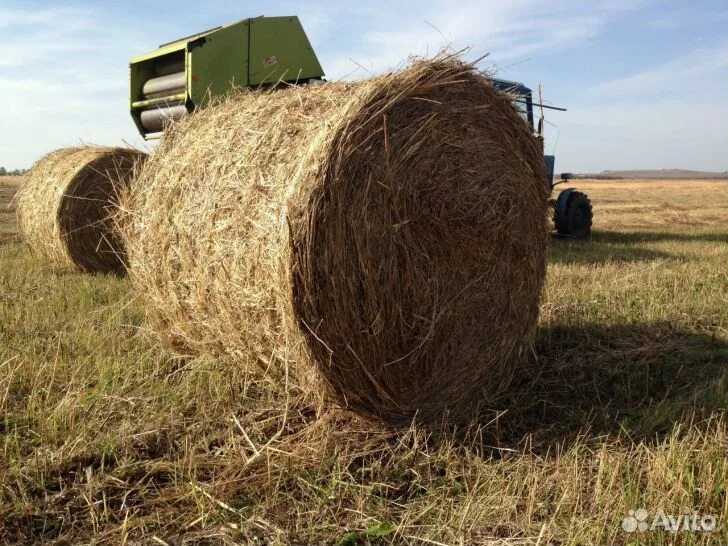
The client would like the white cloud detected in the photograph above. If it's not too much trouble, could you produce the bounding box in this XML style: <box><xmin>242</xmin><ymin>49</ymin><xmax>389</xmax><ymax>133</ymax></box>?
<box><xmin>0</xmin><ymin>6</ymin><xmax>163</xmax><ymax>168</ymax></box>
<box><xmin>315</xmin><ymin>0</ymin><xmax>645</xmax><ymax>79</ymax></box>
<box><xmin>589</xmin><ymin>41</ymin><xmax>728</xmax><ymax>97</ymax></box>
<box><xmin>555</xmin><ymin>40</ymin><xmax>728</xmax><ymax>171</ymax></box>
<box><xmin>0</xmin><ymin>6</ymin><xmax>79</xmax><ymax>27</ymax></box>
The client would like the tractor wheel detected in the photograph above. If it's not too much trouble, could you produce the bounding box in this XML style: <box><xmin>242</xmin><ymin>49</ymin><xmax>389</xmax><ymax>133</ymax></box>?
<box><xmin>555</xmin><ymin>190</ymin><xmax>593</xmax><ymax>238</ymax></box>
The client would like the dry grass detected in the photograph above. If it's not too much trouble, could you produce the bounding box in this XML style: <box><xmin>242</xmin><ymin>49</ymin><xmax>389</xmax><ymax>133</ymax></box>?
<box><xmin>121</xmin><ymin>59</ymin><xmax>549</xmax><ymax>424</ymax></box>
<box><xmin>0</xmin><ymin>177</ymin><xmax>22</xmax><ymax>244</ymax></box>
<box><xmin>558</xmin><ymin>179</ymin><xmax>728</xmax><ymax>229</ymax></box>
<box><xmin>15</xmin><ymin>147</ymin><xmax>145</xmax><ymax>274</ymax></box>
<box><xmin>0</xmin><ymin>176</ymin><xmax>24</xmax><ymax>187</ymax></box>
<box><xmin>1</xmin><ymin>178</ymin><xmax>727</xmax><ymax>545</ymax></box>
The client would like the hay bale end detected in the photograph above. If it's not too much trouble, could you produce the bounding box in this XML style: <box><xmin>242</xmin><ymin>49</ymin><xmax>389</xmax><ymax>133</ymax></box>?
<box><xmin>16</xmin><ymin>146</ymin><xmax>146</xmax><ymax>274</ymax></box>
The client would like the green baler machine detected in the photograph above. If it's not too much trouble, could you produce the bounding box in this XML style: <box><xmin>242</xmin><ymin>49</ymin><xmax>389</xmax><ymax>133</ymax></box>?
<box><xmin>130</xmin><ymin>16</ymin><xmax>324</xmax><ymax>139</ymax></box>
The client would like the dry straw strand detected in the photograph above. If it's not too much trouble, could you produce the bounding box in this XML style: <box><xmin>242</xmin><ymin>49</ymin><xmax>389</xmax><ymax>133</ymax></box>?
<box><xmin>121</xmin><ymin>58</ymin><xmax>550</xmax><ymax>424</ymax></box>
<box><xmin>16</xmin><ymin>146</ymin><xmax>146</xmax><ymax>273</ymax></box>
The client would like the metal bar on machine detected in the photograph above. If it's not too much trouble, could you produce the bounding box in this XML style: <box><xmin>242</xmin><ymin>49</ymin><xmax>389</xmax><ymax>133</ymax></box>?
<box><xmin>513</xmin><ymin>99</ymin><xmax>567</xmax><ymax>112</ymax></box>
<box><xmin>131</xmin><ymin>93</ymin><xmax>186</xmax><ymax>109</ymax></box>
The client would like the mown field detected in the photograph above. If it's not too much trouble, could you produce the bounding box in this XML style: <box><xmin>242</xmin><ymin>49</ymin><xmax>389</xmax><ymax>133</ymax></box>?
<box><xmin>1</xmin><ymin>177</ymin><xmax>727</xmax><ymax>545</ymax></box>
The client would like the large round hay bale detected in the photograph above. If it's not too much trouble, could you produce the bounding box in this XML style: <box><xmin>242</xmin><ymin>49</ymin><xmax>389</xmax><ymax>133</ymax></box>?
<box><xmin>16</xmin><ymin>147</ymin><xmax>146</xmax><ymax>274</ymax></box>
<box><xmin>122</xmin><ymin>59</ymin><xmax>549</xmax><ymax>423</ymax></box>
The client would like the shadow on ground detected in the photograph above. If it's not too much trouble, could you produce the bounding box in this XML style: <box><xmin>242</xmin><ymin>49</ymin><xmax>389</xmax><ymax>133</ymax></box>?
<box><xmin>547</xmin><ymin>228</ymin><xmax>727</xmax><ymax>265</ymax></box>
<box><xmin>480</xmin><ymin>322</ymin><xmax>728</xmax><ymax>453</ymax></box>
<box><xmin>548</xmin><ymin>231</ymin><xmax>670</xmax><ymax>265</ymax></box>
<box><xmin>592</xmin><ymin>230</ymin><xmax>728</xmax><ymax>245</ymax></box>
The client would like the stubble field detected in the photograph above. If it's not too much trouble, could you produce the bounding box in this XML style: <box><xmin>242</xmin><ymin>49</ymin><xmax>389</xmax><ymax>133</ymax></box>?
<box><xmin>1</xmin><ymin>177</ymin><xmax>727</xmax><ymax>545</ymax></box>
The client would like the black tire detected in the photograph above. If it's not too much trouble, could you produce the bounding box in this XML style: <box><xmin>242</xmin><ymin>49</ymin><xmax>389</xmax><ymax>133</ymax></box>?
<box><xmin>555</xmin><ymin>191</ymin><xmax>593</xmax><ymax>238</ymax></box>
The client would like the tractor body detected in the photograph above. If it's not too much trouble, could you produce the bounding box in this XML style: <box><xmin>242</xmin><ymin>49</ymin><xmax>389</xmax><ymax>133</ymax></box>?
<box><xmin>129</xmin><ymin>16</ymin><xmax>324</xmax><ymax>139</ymax></box>
<box><xmin>492</xmin><ymin>78</ymin><xmax>593</xmax><ymax>237</ymax></box>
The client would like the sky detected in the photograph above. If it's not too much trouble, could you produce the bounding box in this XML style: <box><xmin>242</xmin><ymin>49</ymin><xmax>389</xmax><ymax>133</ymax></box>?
<box><xmin>1</xmin><ymin>0</ymin><xmax>727</xmax><ymax>173</ymax></box>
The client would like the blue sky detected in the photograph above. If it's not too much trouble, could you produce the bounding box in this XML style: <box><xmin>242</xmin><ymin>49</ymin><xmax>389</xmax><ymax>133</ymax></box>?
<box><xmin>1</xmin><ymin>0</ymin><xmax>727</xmax><ymax>172</ymax></box>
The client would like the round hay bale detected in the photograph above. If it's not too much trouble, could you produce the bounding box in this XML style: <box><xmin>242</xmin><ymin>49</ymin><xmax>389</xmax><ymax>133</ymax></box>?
<box><xmin>122</xmin><ymin>59</ymin><xmax>549</xmax><ymax>423</ymax></box>
<box><xmin>16</xmin><ymin>146</ymin><xmax>146</xmax><ymax>274</ymax></box>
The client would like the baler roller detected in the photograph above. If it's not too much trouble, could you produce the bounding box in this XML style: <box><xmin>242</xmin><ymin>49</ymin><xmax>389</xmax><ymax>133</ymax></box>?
<box><xmin>153</xmin><ymin>57</ymin><xmax>185</xmax><ymax>77</ymax></box>
<box><xmin>143</xmin><ymin>72</ymin><xmax>186</xmax><ymax>99</ymax></box>
<box><xmin>140</xmin><ymin>104</ymin><xmax>188</xmax><ymax>134</ymax></box>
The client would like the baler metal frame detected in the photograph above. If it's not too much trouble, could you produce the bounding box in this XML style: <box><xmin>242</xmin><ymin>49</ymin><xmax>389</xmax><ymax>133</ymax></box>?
<box><xmin>129</xmin><ymin>16</ymin><xmax>325</xmax><ymax>139</ymax></box>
